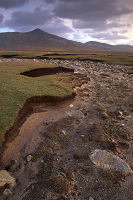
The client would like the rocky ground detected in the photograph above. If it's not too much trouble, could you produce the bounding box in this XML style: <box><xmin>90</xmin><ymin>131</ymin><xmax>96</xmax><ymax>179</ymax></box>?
<box><xmin>0</xmin><ymin>59</ymin><xmax>133</xmax><ymax>200</ymax></box>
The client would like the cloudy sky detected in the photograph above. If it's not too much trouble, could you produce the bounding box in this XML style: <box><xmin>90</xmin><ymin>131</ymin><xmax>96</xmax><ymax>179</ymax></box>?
<box><xmin>0</xmin><ymin>0</ymin><xmax>133</xmax><ymax>44</ymax></box>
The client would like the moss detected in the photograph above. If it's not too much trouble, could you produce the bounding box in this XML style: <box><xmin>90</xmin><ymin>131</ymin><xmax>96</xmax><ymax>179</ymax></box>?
<box><xmin>102</xmin><ymin>169</ymin><xmax>125</xmax><ymax>183</ymax></box>
<box><xmin>47</xmin><ymin>175</ymin><xmax>70</xmax><ymax>194</ymax></box>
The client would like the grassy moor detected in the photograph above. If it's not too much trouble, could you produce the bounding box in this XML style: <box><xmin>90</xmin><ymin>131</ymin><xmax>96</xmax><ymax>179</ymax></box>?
<box><xmin>0</xmin><ymin>60</ymin><xmax>74</xmax><ymax>145</ymax></box>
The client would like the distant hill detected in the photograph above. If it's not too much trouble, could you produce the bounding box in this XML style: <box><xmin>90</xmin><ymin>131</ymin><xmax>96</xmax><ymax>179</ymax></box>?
<box><xmin>0</xmin><ymin>28</ymin><xmax>133</xmax><ymax>52</ymax></box>
<box><xmin>0</xmin><ymin>28</ymin><xmax>90</xmax><ymax>51</ymax></box>
<box><xmin>85</xmin><ymin>41</ymin><xmax>133</xmax><ymax>52</ymax></box>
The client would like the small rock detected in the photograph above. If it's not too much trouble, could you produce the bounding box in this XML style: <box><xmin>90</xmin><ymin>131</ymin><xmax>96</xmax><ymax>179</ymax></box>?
<box><xmin>6</xmin><ymin>160</ymin><xmax>18</xmax><ymax>172</ymax></box>
<box><xmin>0</xmin><ymin>170</ymin><xmax>16</xmax><ymax>187</ymax></box>
<box><xmin>3</xmin><ymin>189</ymin><xmax>12</xmax><ymax>196</ymax></box>
<box><xmin>118</xmin><ymin>111</ymin><xmax>123</xmax><ymax>116</ymax></box>
<box><xmin>62</xmin><ymin>130</ymin><xmax>66</xmax><ymax>135</ymax></box>
<box><xmin>26</xmin><ymin>155</ymin><xmax>33</xmax><ymax>162</ymax></box>
<box><xmin>118</xmin><ymin>111</ymin><xmax>124</xmax><ymax>119</ymax></box>
<box><xmin>89</xmin><ymin>197</ymin><xmax>94</xmax><ymax>200</ymax></box>
<box><xmin>83</xmin><ymin>91</ymin><xmax>89</xmax><ymax>96</ymax></box>
<box><xmin>81</xmin><ymin>135</ymin><xmax>85</xmax><ymax>137</ymax></box>
<box><xmin>90</xmin><ymin>149</ymin><xmax>132</xmax><ymax>175</ymax></box>
<box><xmin>69</xmin><ymin>104</ymin><xmax>74</xmax><ymax>108</ymax></box>
<box><xmin>101</xmin><ymin>112</ymin><xmax>108</xmax><ymax>119</ymax></box>
<box><xmin>9</xmin><ymin>163</ymin><xmax>19</xmax><ymax>172</ymax></box>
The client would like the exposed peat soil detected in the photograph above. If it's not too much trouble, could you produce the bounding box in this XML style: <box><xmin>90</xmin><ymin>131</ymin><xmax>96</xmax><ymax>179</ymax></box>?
<box><xmin>0</xmin><ymin>59</ymin><xmax>133</xmax><ymax>200</ymax></box>
<box><xmin>20</xmin><ymin>66</ymin><xmax>74</xmax><ymax>77</ymax></box>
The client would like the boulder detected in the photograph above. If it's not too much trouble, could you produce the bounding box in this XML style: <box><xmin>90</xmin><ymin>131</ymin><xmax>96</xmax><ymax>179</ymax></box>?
<box><xmin>0</xmin><ymin>170</ymin><xmax>16</xmax><ymax>187</ymax></box>
<box><xmin>90</xmin><ymin>149</ymin><xmax>132</xmax><ymax>175</ymax></box>
<box><xmin>65</xmin><ymin>110</ymin><xmax>84</xmax><ymax>122</ymax></box>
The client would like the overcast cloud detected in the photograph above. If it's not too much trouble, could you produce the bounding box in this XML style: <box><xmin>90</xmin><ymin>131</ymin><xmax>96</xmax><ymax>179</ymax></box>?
<box><xmin>0</xmin><ymin>14</ymin><xmax>4</xmax><ymax>23</ymax></box>
<box><xmin>0</xmin><ymin>0</ymin><xmax>30</xmax><ymax>9</ymax></box>
<box><xmin>91</xmin><ymin>31</ymin><xmax>128</xmax><ymax>41</ymax></box>
<box><xmin>5</xmin><ymin>8</ymin><xmax>53</xmax><ymax>28</ymax></box>
<box><xmin>0</xmin><ymin>0</ymin><xmax>133</xmax><ymax>44</ymax></box>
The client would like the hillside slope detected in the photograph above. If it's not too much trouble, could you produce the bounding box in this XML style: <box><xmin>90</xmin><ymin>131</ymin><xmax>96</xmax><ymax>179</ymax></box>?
<box><xmin>85</xmin><ymin>41</ymin><xmax>133</xmax><ymax>52</ymax></box>
<box><xmin>0</xmin><ymin>29</ymin><xmax>133</xmax><ymax>52</ymax></box>
<box><xmin>0</xmin><ymin>29</ymin><xmax>90</xmax><ymax>51</ymax></box>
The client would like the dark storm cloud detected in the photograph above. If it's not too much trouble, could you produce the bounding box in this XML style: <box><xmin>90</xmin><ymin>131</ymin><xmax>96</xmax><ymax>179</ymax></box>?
<box><xmin>0</xmin><ymin>14</ymin><xmax>4</xmax><ymax>23</ymax></box>
<box><xmin>53</xmin><ymin>0</ymin><xmax>132</xmax><ymax>20</ymax></box>
<box><xmin>5</xmin><ymin>7</ymin><xmax>53</xmax><ymax>28</ymax></box>
<box><xmin>43</xmin><ymin>0</ymin><xmax>55</xmax><ymax>4</ymax></box>
<box><xmin>43</xmin><ymin>0</ymin><xmax>133</xmax><ymax>31</ymax></box>
<box><xmin>73</xmin><ymin>20</ymin><xmax>130</xmax><ymax>31</ymax></box>
<box><xmin>0</xmin><ymin>0</ymin><xmax>132</xmax><ymax>43</ymax></box>
<box><xmin>43</xmin><ymin>18</ymin><xmax>72</xmax><ymax>37</ymax></box>
<box><xmin>0</xmin><ymin>0</ymin><xmax>29</xmax><ymax>9</ymax></box>
<box><xmin>4</xmin><ymin>7</ymin><xmax>72</xmax><ymax>35</ymax></box>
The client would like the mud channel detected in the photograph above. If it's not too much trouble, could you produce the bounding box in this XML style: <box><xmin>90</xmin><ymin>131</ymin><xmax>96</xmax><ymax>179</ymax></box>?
<box><xmin>0</xmin><ymin>58</ymin><xmax>133</xmax><ymax>200</ymax></box>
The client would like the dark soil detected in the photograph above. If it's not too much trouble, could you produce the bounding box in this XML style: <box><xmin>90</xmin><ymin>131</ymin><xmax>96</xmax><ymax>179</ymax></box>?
<box><xmin>20</xmin><ymin>66</ymin><xmax>74</xmax><ymax>77</ymax></box>
<box><xmin>0</xmin><ymin>92</ymin><xmax>76</xmax><ymax>167</ymax></box>
<box><xmin>0</xmin><ymin>60</ymin><xmax>133</xmax><ymax>200</ymax></box>
<box><xmin>1</xmin><ymin>54</ymin><xmax>20</xmax><ymax>58</ymax></box>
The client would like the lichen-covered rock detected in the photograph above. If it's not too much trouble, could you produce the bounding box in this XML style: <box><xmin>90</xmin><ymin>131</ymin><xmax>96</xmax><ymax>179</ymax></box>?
<box><xmin>0</xmin><ymin>170</ymin><xmax>16</xmax><ymax>187</ymax></box>
<box><xmin>90</xmin><ymin>149</ymin><xmax>132</xmax><ymax>175</ymax></box>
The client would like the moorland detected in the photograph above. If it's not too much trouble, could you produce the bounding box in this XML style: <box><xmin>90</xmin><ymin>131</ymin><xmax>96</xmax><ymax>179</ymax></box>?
<box><xmin>0</xmin><ymin>50</ymin><xmax>132</xmax><ymax>200</ymax></box>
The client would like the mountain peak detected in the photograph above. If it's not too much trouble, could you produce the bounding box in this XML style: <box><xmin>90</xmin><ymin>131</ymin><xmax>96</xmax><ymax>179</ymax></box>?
<box><xmin>30</xmin><ymin>28</ymin><xmax>45</xmax><ymax>34</ymax></box>
<box><xmin>34</xmin><ymin>28</ymin><xmax>43</xmax><ymax>31</ymax></box>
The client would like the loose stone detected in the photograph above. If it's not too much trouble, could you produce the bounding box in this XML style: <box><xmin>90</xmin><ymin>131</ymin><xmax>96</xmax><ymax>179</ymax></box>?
<box><xmin>0</xmin><ymin>170</ymin><xmax>16</xmax><ymax>187</ymax></box>
<box><xmin>90</xmin><ymin>149</ymin><xmax>132</xmax><ymax>175</ymax></box>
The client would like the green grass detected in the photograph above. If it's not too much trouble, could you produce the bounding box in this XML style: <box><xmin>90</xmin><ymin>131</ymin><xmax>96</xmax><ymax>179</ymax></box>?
<box><xmin>0</xmin><ymin>51</ymin><xmax>45</xmax><ymax>59</ymax></box>
<box><xmin>0</xmin><ymin>51</ymin><xmax>133</xmax><ymax>66</ymax></box>
<box><xmin>0</xmin><ymin>51</ymin><xmax>133</xmax><ymax>145</ymax></box>
<box><xmin>0</xmin><ymin>61</ymin><xmax>74</xmax><ymax>145</ymax></box>
<box><xmin>100</xmin><ymin>73</ymin><xmax>110</xmax><ymax>77</ymax></box>
<box><xmin>42</xmin><ymin>53</ymin><xmax>133</xmax><ymax>66</ymax></box>
<box><xmin>127</xmin><ymin>70</ymin><xmax>133</xmax><ymax>74</ymax></box>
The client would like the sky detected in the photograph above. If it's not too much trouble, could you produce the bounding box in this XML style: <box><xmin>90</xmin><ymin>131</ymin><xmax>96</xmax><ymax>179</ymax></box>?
<box><xmin>0</xmin><ymin>0</ymin><xmax>133</xmax><ymax>45</ymax></box>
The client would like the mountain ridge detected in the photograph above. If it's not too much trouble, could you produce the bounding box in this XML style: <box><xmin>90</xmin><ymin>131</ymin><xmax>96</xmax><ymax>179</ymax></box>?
<box><xmin>0</xmin><ymin>28</ymin><xmax>133</xmax><ymax>52</ymax></box>
<box><xmin>85</xmin><ymin>41</ymin><xmax>133</xmax><ymax>52</ymax></box>
<box><xmin>0</xmin><ymin>28</ymin><xmax>90</xmax><ymax>51</ymax></box>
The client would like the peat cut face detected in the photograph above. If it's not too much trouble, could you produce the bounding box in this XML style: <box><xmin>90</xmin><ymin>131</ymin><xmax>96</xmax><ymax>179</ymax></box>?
<box><xmin>20</xmin><ymin>67</ymin><xmax>74</xmax><ymax>77</ymax></box>
<box><xmin>1</xmin><ymin>54</ymin><xmax>19</xmax><ymax>58</ymax></box>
